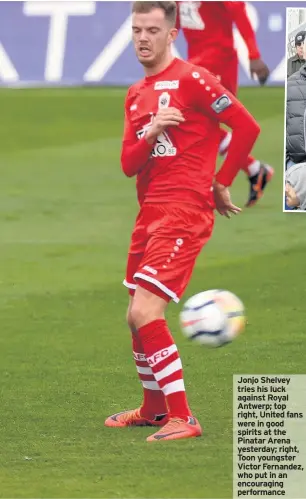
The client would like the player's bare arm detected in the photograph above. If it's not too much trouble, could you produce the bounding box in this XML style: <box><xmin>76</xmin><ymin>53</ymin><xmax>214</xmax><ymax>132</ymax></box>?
<box><xmin>145</xmin><ymin>107</ymin><xmax>185</xmax><ymax>144</ymax></box>
<box><xmin>225</xmin><ymin>1</ymin><xmax>270</xmax><ymax>85</ymax></box>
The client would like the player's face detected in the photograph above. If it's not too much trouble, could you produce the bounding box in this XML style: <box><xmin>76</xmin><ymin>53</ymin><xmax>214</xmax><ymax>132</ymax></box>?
<box><xmin>285</xmin><ymin>183</ymin><xmax>299</xmax><ymax>208</ymax></box>
<box><xmin>296</xmin><ymin>43</ymin><xmax>304</xmax><ymax>59</ymax></box>
<box><xmin>132</xmin><ymin>9</ymin><xmax>177</xmax><ymax>68</ymax></box>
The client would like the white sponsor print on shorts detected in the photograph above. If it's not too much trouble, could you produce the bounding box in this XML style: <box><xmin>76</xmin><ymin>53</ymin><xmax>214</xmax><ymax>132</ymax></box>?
<box><xmin>143</xmin><ymin>265</ymin><xmax>158</xmax><ymax>275</ymax></box>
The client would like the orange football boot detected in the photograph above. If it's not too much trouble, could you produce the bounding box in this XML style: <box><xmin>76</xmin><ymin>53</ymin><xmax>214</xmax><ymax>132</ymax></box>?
<box><xmin>105</xmin><ymin>408</ymin><xmax>168</xmax><ymax>428</ymax></box>
<box><xmin>146</xmin><ymin>416</ymin><xmax>202</xmax><ymax>442</ymax></box>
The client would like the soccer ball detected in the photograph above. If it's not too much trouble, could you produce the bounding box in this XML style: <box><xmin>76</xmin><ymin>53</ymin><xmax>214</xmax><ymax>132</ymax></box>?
<box><xmin>179</xmin><ymin>289</ymin><xmax>246</xmax><ymax>347</ymax></box>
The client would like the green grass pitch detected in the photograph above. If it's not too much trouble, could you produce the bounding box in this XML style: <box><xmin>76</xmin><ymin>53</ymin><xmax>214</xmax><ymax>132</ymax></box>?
<box><xmin>0</xmin><ymin>86</ymin><xmax>305</xmax><ymax>498</ymax></box>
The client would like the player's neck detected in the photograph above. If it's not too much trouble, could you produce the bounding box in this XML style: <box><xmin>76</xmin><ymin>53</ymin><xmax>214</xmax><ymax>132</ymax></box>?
<box><xmin>144</xmin><ymin>54</ymin><xmax>175</xmax><ymax>78</ymax></box>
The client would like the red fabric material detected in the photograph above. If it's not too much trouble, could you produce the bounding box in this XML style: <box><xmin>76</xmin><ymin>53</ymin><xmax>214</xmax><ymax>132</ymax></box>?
<box><xmin>132</xmin><ymin>333</ymin><xmax>168</xmax><ymax>419</ymax></box>
<box><xmin>224</xmin><ymin>2</ymin><xmax>261</xmax><ymax>60</ymax></box>
<box><xmin>138</xmin><ymin>319</ymin><xmax>192</xmax><ymax>420</ymax></box>
<box><xmin>125</xmin><ymin>203</ymin><xmax>214</xmax><ymax>302</ymax></box>
<box><xmin>121</xmin><ymin>58</ymin><xmax>260</xmax><ymax>200</ymax></box>
<box><xmin>219</xmin><ymin>128</ymin><xmax>256</xmax><ymax>176</ymax></box>
<box><xmin>177</xmin><ymin>1</ymin><xmax>260</xmax><ymax>62</ymax></box>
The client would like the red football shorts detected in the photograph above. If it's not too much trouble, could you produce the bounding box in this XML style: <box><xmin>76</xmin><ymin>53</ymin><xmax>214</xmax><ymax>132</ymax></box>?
<box><xmin>123</xmin><ymin>203</ymin><xmax>215</xmax><ymax>303</ymax></box>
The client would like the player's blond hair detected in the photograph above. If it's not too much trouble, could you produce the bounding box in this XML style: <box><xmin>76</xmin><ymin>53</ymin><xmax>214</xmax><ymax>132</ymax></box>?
<box><xmin>131</xmin><ymin>1</ymin><xmax>177</xmax><ymax>27</ymax></box>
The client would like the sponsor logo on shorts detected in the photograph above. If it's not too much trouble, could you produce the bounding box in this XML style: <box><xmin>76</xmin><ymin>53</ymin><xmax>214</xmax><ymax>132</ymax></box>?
<box><xmin>143</xmin><ymin>265</ymin><xmax>158</xmax><ymax>275</ymax></box>
<box><xmin>154</xmin><ymin>80</ymin><xmax>179</xmax><ymax>90</ymax></box>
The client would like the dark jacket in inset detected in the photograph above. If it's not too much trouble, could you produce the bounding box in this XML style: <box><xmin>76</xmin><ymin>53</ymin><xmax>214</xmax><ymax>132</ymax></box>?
<box><xmin>287</xmin><ymin>54</ymin><xmax>306</xmax><ymax>78</ymax></box>
<box><xmin>286</xmin><ymin>65</ymin><xmax>306</xmax><ymax>164</ymax></box>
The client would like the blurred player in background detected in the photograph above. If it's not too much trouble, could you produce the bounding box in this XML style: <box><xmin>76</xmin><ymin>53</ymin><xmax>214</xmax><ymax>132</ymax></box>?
<box><xmin>177</xmin><ymin>1</ymin><xmax>274</xmax><ymax>207</ymax></box>
<box><xmin>105</xmin><ymin>1</ymin><xmax>260</xmax><ymax>442</ymax></box>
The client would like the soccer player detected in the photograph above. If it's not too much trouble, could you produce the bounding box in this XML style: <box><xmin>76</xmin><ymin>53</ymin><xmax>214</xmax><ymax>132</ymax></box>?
<box><xmin>177</xmin><ymin>1</ymin><xmax>274</xmax><ymax>207</ymax></box>
<box><xmin>104</xmin><ymin>1</ymin><xmax>260</xmax><ymax>442</ymax></box>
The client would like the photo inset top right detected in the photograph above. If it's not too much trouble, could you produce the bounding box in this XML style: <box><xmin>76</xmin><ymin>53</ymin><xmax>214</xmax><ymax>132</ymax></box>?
<box><xmin>285</xmin><ymin>8</ymin><xmax>306</xmax><ymax>211</ymax></box>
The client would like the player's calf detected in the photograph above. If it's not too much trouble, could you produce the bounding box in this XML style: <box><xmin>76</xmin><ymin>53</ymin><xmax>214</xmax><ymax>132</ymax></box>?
<box><xmin>131</xmin><ymin>285</ymin><xmax>195</xmax><ymax>423</ymax></box>
<box><xmin>126</xmin><ymin>296</ymin><xmax>169</xmax><ymax>420</ymax></box>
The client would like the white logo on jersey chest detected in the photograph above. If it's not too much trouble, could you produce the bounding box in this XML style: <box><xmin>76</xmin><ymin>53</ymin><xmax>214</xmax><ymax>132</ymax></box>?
<box><xmin>136</xmin><ymin>114</ymin><xmax>177</xmax><ymax>158</ymax></box>
<box><xmin>158</xmin><ymin>91</ymin><xmax>171</xmax><ymax>109</ymax></box>
<box><xmin>154</xmin><ymin>80</ymin><xmax>179</xmax><ymax>90</ymax></box>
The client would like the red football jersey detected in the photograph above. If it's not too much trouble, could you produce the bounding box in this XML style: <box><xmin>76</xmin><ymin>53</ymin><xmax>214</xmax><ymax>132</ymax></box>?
<box><xmin>121</xmin><ymin>58</ymin><xmax>260</xmax><ymax>208</ymax></box>
<box><xmin>177</xmin><ymin>1</ymin><xmax>260</xmax><ymax>66</ymax></box>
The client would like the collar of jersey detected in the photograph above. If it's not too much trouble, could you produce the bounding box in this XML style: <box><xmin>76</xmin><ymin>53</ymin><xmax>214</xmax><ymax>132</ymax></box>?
<box><xmin>144</xmin><ymin>57</ymin><xmax>179</xmax><ymax>84</ymax></box>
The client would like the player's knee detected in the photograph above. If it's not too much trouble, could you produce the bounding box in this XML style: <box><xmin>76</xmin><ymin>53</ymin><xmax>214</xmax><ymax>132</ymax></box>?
<box><xmin>129</xmin><ymin>302</ymin><xmax>148</xmax><ymax>330</ymax></box>
<box><xmin>129</xmin><ymin>301</ymin><xmax>163</xmax><ymax>330</ymax></box>
<box><xmin>130</xmin><ymin>284</ymin><xmax>167</xmax><ymax>329</ymax></box>
<box><xmin>126</xmin><ymin>309</ymin><xmax>137</xmax><ymax>334</ymax></box>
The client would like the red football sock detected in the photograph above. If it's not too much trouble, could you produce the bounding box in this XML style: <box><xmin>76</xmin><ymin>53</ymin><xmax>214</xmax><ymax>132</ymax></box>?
<box><xmin>132</xmin><ymin>333</ymin><xmax>168</xmax><ymax>420</ymax></box>
<box><xmin>219</xmin><ymin>128</ymin><xmax>260</xmax><ymax>176</ymax></box>
<box><xmin>138</xmin><ymin>319</ymin><xmax>192</xmax><ymax>421</ymax></box>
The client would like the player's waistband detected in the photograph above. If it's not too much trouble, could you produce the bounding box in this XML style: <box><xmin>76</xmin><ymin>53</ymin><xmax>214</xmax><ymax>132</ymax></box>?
<box><xmin>141</xmin><ymin>189</ymin><xmax>215</xmax><ymax>210</ymax></box>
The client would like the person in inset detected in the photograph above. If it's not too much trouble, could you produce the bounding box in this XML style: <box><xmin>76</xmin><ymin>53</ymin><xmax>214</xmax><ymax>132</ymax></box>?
<box><xmin>287</xmin><ymin>31</ymin><xmax>306</xmax><ymax>78</ymax></box>
<box><xmin>286</xmin><ymin>52</ymin><xmax>306</xmax><ymax>168</ymax></box>
<box><xmin>285</xmin><ymin>163</ymin><xmax>306</xmax><ymax>210</ymax></box>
